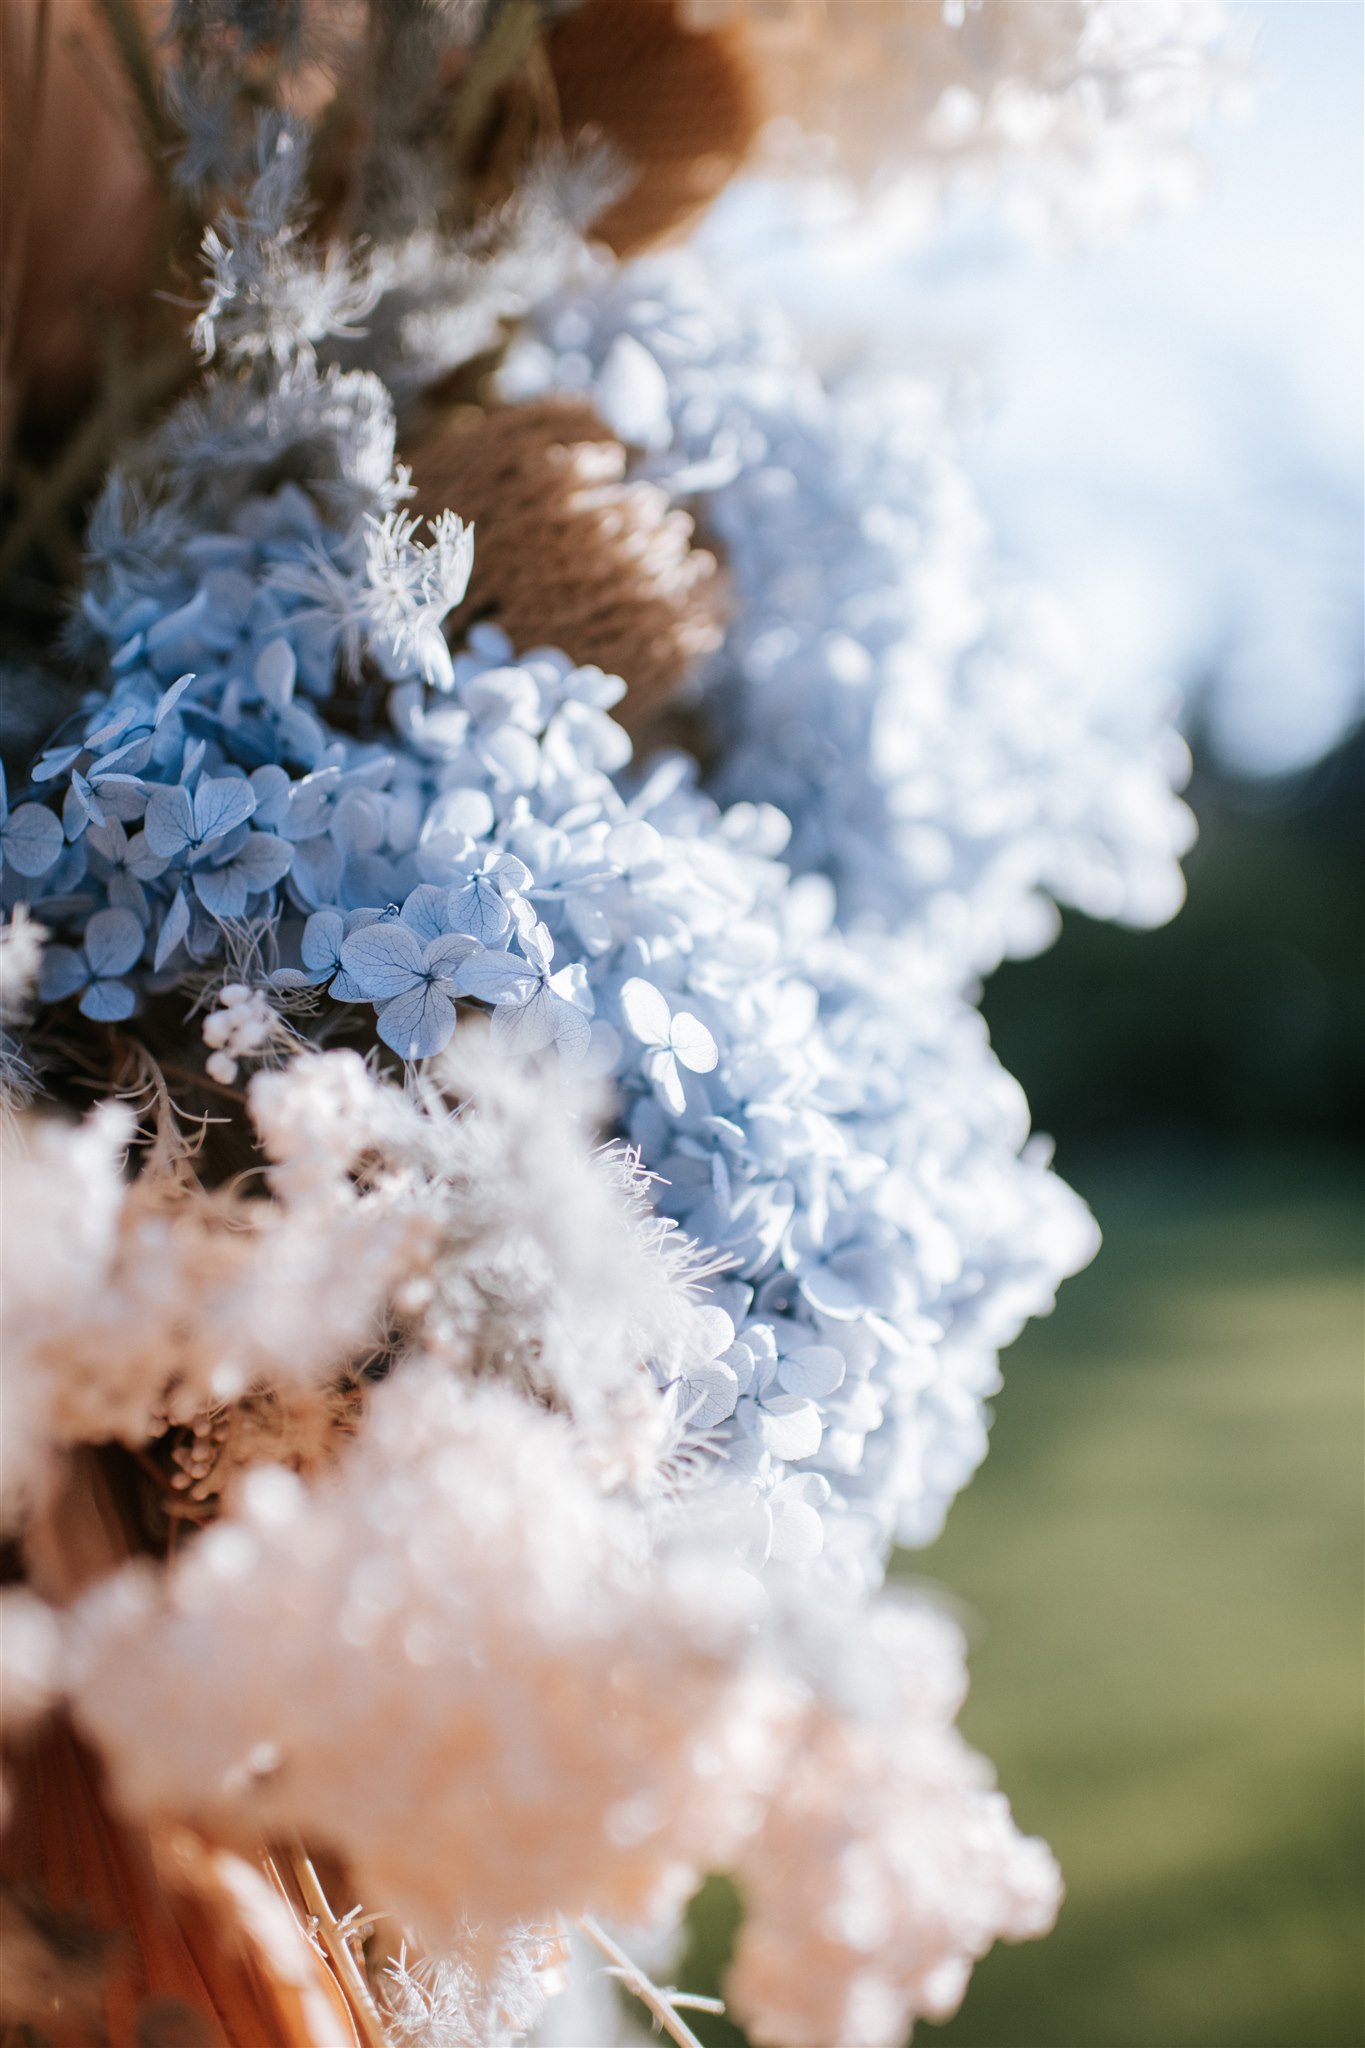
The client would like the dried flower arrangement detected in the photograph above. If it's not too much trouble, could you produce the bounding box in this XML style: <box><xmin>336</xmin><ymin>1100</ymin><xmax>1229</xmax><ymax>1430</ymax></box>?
<box><xmin>0</xmin><ymin>2</ymin><xmax>1235</xmax><ymax>2042</ymax></box>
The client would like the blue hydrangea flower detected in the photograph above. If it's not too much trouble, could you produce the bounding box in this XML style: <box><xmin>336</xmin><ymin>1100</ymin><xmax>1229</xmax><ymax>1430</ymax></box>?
<box><xmin>455</xmin><ymin>919</ymin><xmax>593</xmax><ymax>1064</ymax></box>
<box><xmin>13</xmin><ymin>472</ymin><xmax>1104</xmax><ymax>1572</ymax></box>
<box><xmin>619</xmin><ymin>977</ymin><xmax>718</xmax><ymax>1116</ymax></box>
<box><xmin>504</xmin><ymin>249</ymin><xmax>1194</xmax><ymax>981</ymax></box>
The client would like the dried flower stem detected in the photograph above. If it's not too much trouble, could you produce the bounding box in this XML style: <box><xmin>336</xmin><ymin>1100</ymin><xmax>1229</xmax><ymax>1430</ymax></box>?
<box><xmin>287</xmin><ymin>1841</ymin><xmax>388</xmax><ymax>2048</ymax></box>
<box><xmin>576</xmin><ymin>1913</ymin><xmax>717</xmax><ymax>2048</ymax></box>
<box><xmin>448</xmin><ymin>0</ymin><xmax>547</xmax><ymax>174</ymax></box>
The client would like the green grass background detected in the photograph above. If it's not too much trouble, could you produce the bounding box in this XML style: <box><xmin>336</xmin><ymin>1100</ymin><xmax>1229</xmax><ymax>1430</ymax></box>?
<box><xmin>676</xmin><ymin>1151</ymin><xmax>1364</xmax><ymax>2048</ymax></box>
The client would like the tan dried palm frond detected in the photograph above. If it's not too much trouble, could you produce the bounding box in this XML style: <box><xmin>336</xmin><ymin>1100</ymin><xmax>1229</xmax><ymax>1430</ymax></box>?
<box><xmin>0</xmin><ymin>1719</ymin><xmax>361</xmax><ymax>2047</ymax></box>
<box><xmin>409</xmin><ymin>397</ymin><xmax>723</xmax><ymax>736</ymax></box>
<box><xmin>3</xmin><ymin>1451</ymin><xmax>365</xmax><ymax>2046</ymax></box>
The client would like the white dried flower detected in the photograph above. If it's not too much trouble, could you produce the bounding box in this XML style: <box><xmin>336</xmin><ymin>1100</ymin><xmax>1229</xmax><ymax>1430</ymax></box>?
<box><xmin>728</xmin><ymin>1601</ymin><xmax>1063</xmax><ymax>2048</ymax></box>
<box><xmin>202</xmin><ymin>981</ymin><xmax>294</xmax><ymax>1085</ymax></box>
<box><xmin>0</xmin><ymin>909</ymin><xmax>44</xmax><ymax>1116</ymax></box>
<box><xmin>69</xmin><ymin>1370</ymin><xmax>783</xmax><ymax>1947</ymax></box>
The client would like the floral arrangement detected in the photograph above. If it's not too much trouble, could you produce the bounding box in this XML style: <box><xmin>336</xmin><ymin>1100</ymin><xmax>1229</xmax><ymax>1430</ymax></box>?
<box><xmin>0</xmin><ymin>3</ymin><xmax>1233</xmax><ymax>2042</ymax></box>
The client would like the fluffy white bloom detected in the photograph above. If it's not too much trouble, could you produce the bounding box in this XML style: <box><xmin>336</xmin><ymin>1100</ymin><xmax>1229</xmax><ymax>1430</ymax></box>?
<box><xmin>0</xmin><ymin>1589</ymin><xmax>65</xmax><ymax>1831</ymax></box>
<box><xmin>249</xmin><ymin>1041</ymin><xmax>722</xmax><ymax>1453</ymax></box>
<box><xmin>0</xmin><ymin>1589</ymin><xmax>64</xmax><ymax>1741</ymax></box>
<box><xmin>728</xmin><ymin>1601</ymin><xmax>1063</xmax><ymax>2048</ymax></box>
<box><xmin>0</xmin><ymin>906</ymin><xmax>42</xmax><ymax>1026</ymax></box>
<box><xmin>381</xmin><ymin>1931</ymin><xmax>567</xmax><ymax>2048</ymax></box>
<box><xmin>69</xmin><ymin>1370</ymin><xmax>782</xmax><ymax>1946</ymax></box>
<box><xmin>0</xmin><ymin>908</ymin><xmax>43</xmax><ymax>1115</ymax></box>
<box><xmin>193</xmin><ymin>118</ymin><xmax>380</xmax><ymax>367</ymax></box>
<box><xmin>0</xmin><ymin>1095</ymin><xmax>408</xmax><ymax>1524</ymax></box>
<box><xmin>0</xmin><ymin>1104</ymin><xmax>136</xmax><ymax>1526</ymax></box>
<box><xmin>688</xmin><ymin>0</ymin><xmax>1241</xmax><ymax>241</ymax></box>
<box><xmin>201</xmin><ymin>980</ymin><xmax>293</xmax><ymax>1084</ymax></box>
<box><xmin>0</xmin><ymin>1034</ymin><xmax>741</xmax><ymax>1528</ymax></box>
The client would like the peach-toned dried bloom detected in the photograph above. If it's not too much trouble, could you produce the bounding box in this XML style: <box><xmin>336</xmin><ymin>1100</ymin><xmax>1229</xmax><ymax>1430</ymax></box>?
<box><xmin>547</xmin><ymin>0</ymin><xmax>762</xmax><ymax>256</ymax></box>
<box><xmin>69</xmin><ymin>1369</ymin><xmax>785</xmax><ymax>1947</ymax></box>
<box><xmin>411</xmin><ymin>398</ymin><xmax>722</xmax><ymax>734</ymax></box>
<box><xmin>727</xmin><ymin>1601</ymin><xmax>1063</xmax><ymax>2048</ymax></box>
<box><xmin>684</xmin><ymin>0</ymin><xmax>1236</xmax><ymax>237</ymax></box>
<box><xmin>0</xmin><ymin>1098</ymin><xmax>411</xmax><ymax>1527</ymax></box>
<box><xmin>0</xmin><ymin>1040</ymin><xmax>721</xmax><ymax>1527</ymax></box>
<box><xmin>0</xmin><ymin>1588</ymin><xmax>64</xmax><ymax>1825</ymax></box>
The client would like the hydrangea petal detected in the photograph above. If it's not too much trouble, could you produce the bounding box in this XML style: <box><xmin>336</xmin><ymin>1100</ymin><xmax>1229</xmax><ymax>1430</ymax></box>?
<box><xmin>84</xmin><ymin>907</ymin><xmax>145</xmax><ymax>979</ymax></box>
<box><xmin>154</xmin><ymin>889</ymin><xmax>192</xmax><ymax>970</ymax></box>
<box><xmin>670</xmin><ymin>1010</ymin><xmax>718</xmax><ymax>1074</ymax></box>
<box><xmin>1</xmin><ymin>804</ymin><xmax>63</xmax><ymax>878</ymax></box>
<box><xmin>376</xmin><ymin>981</ymin><xmax>457</xmax><ymax>1061</ymax></box>
<box><xmin>340</xmin><ymin>921</ymin><xmax>425</xmax><ymax>998</ymax></box>
<box><xmin>777</xmin><ymin>1346</ymin><xmax>848</xmax><ymax>1400</ymax></box>
<box><xmin>80</xmin><ymin>978</ymin><xmax>137</xmax><ymax>1023</ymax></box>
<box><xmin>192</xmin><ymin>776</ymin><xmax>257</xmax><ymax>846</ymax></box>
<box><xmin>619</xmin><ymin>977</ymin><xmax>672</xmax><ymax>1050</ymax></box>
<box><xmin>234</xmin><ymin>833</ymin><xmax>294</xmax><ymax>892</ymax></box>
<box><xmin>754</xmin><ymin>1394</ymin><xmax>823</xmax><ymax>1462</ymax></box>
<box><xmin>37</xmin><ymin>945</ymin><xmax>88</xmax><ymax>1004</ymax></box>
<box><xmin>453</xmin><ymin>952</ymin><xmax>539</xmax><ymax>1005</ymax></box>
<box><xmin>143</xmin><ymin>784</ymin><xmax>196</xmax><ymax>858</ymax></box>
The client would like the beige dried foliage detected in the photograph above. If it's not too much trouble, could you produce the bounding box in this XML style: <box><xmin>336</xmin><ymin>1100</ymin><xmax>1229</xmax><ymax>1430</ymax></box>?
<box><xmin>411</xmin><ymin>398</ymin><xmax>723</xmax><ymax>734</ymax></box>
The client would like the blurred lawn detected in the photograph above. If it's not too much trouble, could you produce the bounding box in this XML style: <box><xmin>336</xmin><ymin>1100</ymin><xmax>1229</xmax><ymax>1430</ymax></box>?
<box><xmin>678</xmin><ymin>1150</ymin><xmax>1364</xmax><ymax>2048</ymax></box>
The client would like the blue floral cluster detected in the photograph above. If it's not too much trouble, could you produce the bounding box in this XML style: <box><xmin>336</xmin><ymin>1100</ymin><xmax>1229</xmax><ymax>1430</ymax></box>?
<box><xmin>9</xmin><ymin>475</ymin><xmax>1095</xmax><ymax>1568</ymax></box>
<box><xmin>503</xmin><ymin>249</ymin><xmax>1194</xmax><ymax>980</ymax></box>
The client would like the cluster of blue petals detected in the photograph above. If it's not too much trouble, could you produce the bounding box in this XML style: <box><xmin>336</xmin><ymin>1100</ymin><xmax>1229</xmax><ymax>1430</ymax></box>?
<box><xmin>504</xmin><ymin>249</ymin><xmax>1193</xmax><ymax>979</ymax></box>
<box><xmin>8</xmin><ymin>470</ymin><xmax>1097</xmax><ymax>1569</ymax></box>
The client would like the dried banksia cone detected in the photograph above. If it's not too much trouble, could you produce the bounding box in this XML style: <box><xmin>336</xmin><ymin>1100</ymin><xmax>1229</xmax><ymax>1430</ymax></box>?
<box><xmin>410</xmin><ymin>398</ymin><xmax>723</xmax><ymax>733</ymax></box>
<box><xmin>546</xmin><ymin>0</ymin><xmax>761</xmax><ymax>255</ymax></box>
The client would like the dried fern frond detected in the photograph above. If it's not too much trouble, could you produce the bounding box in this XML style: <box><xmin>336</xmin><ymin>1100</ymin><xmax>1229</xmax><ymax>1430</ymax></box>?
<box><xmin>410</xmin><ymin>396</ymin><xmax>723</xmax><ymax>732</ymax></box>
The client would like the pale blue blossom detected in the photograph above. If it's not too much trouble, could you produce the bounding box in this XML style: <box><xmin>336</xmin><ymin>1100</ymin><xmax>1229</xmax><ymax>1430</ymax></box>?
<box><xmin>340</xmin><ymin>898</ymin><xmax>483</xmax><ymax>1060</ymax></box>
<box><xmin>83</xmin><ymin>819</ymin><xmax>167</xmax><ymax>920</ymax></box>
<box><xmin>0</xmin><ymin>768</ymin><xmax>63</xmax><ymax>881</ymax></box>
<box><xmin>619</xmin><ymin>977</ymin><xmax>718</xmax><ymax>1117</ymax></box>
<box><xmin>455</xmin><ymin>921</ymin><xmax>593</xmax><ymax>1066</ymax></box>
<box><xmin>144</xmin><ymin>775</ymin><xmax>258</xmax><ymax>861</ymax></box>
<box><xmin>37</xmin><ymin>907</ymin><xmax>145</xmax><ymax>1022</ymax></box>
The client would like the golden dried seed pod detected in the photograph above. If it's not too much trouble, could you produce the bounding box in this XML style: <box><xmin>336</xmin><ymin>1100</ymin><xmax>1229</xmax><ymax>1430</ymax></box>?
<box><xmin>409</xmin><ymin>398</ymin><xmax>724</xmax><ymax>736</ymax></box>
